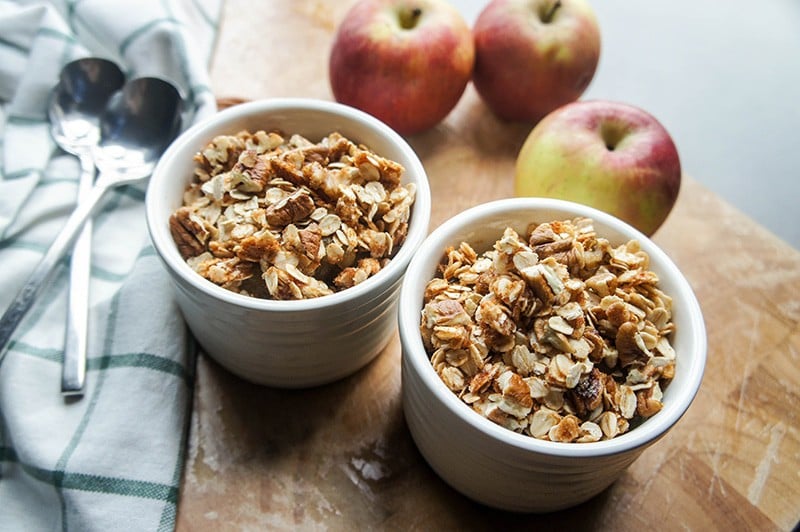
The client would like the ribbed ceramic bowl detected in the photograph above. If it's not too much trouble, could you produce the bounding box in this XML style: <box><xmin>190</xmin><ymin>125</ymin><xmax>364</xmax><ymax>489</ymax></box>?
<box><xmin>146</xmin><ymin>98</ymin><xmax>431</xmax><ymax>388</ymax></box>
<box><xmin>399</xmin><ymin>198</ymin><xmax>705</xmax><ymax>512</ymax></box>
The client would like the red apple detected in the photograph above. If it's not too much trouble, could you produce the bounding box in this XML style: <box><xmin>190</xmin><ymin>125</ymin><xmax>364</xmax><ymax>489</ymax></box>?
<box><xmin>515</xmin><ymin>100</ymin><xmax>681</xmax><ymax>236</ymax></box>
<box><xmin>329</xmin><ymin>0</ymin><xmax>474</xmax><ymax>136</ymax></box>
<box><xmin>472</xmin><ymin>0</ymin><xmax>600</xmax><ymax>123</ymax></box>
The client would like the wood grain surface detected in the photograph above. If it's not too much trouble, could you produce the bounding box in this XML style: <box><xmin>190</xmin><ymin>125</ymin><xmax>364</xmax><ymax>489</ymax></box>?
<box><xmin>176</xmin><ymin>1</ymin><xmax>800</xmax><ymax>529</ymax></box>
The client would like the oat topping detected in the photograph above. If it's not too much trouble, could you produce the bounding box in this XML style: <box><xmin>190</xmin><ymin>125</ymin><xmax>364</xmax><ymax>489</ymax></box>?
<box><xmin>420</xmin><ymin>218</ymin><xmax>676</xmax><ymax>442</ymax></box>
<box><xmin>170</xmin><ymin>130</ymin><xmax>416</xmax><ymax>299</ymax></box>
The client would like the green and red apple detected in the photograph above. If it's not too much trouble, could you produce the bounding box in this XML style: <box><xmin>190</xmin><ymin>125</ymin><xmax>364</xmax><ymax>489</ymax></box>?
<box><xmin>472</xmin><ymin>0</ymin><xmax>600</xmax><ymax>123</ymax></box>
<box><xmin>515</xmin><ymin>100</ymin><xmax>681</xmax><ymax>236</ymax></box>
<box><xmin>328</xmin><ymin>0</ymin><xmax>474</xmax><ymax>136</ymax></box>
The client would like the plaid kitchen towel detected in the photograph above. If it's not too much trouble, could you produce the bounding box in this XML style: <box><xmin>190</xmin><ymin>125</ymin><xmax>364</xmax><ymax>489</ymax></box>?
<box><xmin>0</xmin><ymin>1</ymin><xmax>222</xmax><ymax>530</ymax></box>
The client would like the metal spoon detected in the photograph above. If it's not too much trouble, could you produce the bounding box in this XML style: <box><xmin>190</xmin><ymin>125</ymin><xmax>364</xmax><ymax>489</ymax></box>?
<box><xmin>0</xmin><ymin>77</ymin><xmax>182</xmax><ymax>365</ymax></box>
<box><xmin>49</xmin><ymin>57</ymin><xmax>125</xmax><ymax>396</ymax></box>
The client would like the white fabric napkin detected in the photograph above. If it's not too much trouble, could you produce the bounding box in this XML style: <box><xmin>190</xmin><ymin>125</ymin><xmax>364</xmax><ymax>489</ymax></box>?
<box><xmin>0</xmin><ymin>1</ymin><xmax>222</xmax><ymax>530</ymax></box>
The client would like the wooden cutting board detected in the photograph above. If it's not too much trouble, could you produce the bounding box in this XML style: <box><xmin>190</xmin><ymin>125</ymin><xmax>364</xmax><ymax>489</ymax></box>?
<box><xmin>176</xmin><ymin>1</ymin><xmax>800</xmax><ymax>529</ymax></box>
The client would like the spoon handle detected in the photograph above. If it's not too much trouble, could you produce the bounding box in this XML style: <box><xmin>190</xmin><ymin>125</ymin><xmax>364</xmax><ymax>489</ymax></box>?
<box><xmin>62</xmin><ymin>153</ymin><xmax>96</xmax><ymax>396</ymax></box>
<box><xmin>0</xmin><ymin>181</ymin><xmax>110</xmax><ymax>365</ymax></box>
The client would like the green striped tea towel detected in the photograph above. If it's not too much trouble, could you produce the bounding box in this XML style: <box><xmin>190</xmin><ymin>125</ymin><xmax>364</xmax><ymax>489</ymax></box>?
<box><xmin>0</xmin><ymin>1</ymin><xmax>222</xmax><ymax>530</ymax></box>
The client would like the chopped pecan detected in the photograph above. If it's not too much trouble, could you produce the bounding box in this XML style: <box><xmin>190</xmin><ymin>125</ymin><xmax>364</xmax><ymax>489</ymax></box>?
<box><xmin>497</xmin><ymin>371</ymin><xmax>533</xmax><ymax>418</ymax></box>
<box><xmin>583</xmin><ymin>327</ymin><xmax>607</xmax><ymax>363</ymax></box>
<box><xmin>469</xmin><ymin>368</ymin><xmax>495</xmax><ymax>394</ymax></box>
<box><xmin>636</xmin><ymin>386</ymin><xmax>663</xmax><ymax>418</ymax></box>
<box><xmin>268</xmin><ymin>156</ymin><xmax>306</xmax><ymax>186</ymax></box>
<box><xmin>193</xmin><ymin>132</ymin><xmax>246</xmax><ymax>180</ymax></box>
<box><xmin>333</xmin><ymin>257</ymin><xmax>381</xmax><ymax>289</ymax></box>
<box><xmin>206</xmin><ymin>257</ymin><xmax>257</xmax><ymax>287</ymax></box>
<box><xmin>266</xmin><ymin>190</ymin><xmax>315</xmax><ymax>227</ymax></box>
<box><xmin>605</xmin><ymin>300</ymin><xmax>632</xmax><ymax>328</ymax></box>
<box><xmin>532</xmin><ymin>238</ymin><xmax>572</xmax><ymax>258</ymax></box>
<box><xmin>169</xmin><ymin>207</ymin><xmax>208</xmax><ymax>259</ymax></box>
<box><xmin>298</xmin><ymin>225</ymin><xmax>322</xmax><ymax>260</ymax></box>
<box><xmin>235</xmin><ymin>229</ymin><xmax>280</xmax><ymax>262</ymax></box>
<box><xmin>527</xmin><ymin>222</ymin><xmax>558</xmax><ymax>246</ymax></box>
<box><xmin>616</xmin><ymin>321</ymin><xmax>651</xmax><ymax>368</ymax></box>
<box><xmin>230</xmin><ymin>149</ymin><xmax>271</xmax><ymax>192</ymax></box>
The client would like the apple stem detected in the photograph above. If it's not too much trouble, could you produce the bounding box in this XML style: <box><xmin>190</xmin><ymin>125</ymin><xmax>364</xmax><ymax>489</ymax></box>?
<box><xmin>399</xmin><ymin>7</ymin><xmax>423</xmax><ymax>30</ymax></box>
<box><xmin>542</xmin><ymin>0</ymin><xmax>562</xmax><ymax>23</ymax></box>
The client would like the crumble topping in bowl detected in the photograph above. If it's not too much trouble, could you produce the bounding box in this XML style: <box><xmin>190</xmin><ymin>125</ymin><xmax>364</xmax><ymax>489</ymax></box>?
<box><xmin>170</xmin><ymin>130</ymin><xmax>416</xmax><ymax>300</ymax></box>
<box><xmin>420</xmin><ymin>217</ymin><xmax>677</xmax><ymax>442</ymax></box>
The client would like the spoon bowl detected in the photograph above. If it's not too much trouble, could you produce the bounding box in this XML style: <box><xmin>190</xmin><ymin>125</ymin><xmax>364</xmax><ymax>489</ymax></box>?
<box><xmin>48</xmin><ymin>58</ymin><xmax>126</xmax><ymax>153</ymax></box>
<box><xmin>95</xmin><ymin>77</ymin><xmax>183</xmax><ymax>180</ymax></box>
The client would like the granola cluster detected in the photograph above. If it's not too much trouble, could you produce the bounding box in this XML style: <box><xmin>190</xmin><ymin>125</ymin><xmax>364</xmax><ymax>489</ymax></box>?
<box><xmin>170</xmin><ymin>130</ymin><xmax>416</xmax><ymax>299</ymax></box>
<box><xmin>420</xmin><ymin>218</ymin><xmax>677</xmax><ymax>442</ymax></box>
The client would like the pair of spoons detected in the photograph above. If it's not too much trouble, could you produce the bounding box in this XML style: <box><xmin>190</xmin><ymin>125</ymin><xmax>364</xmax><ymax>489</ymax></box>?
<box><xmin>0</xmin><ymin>58</ymin><xmax>184</xmax><ymax>394</ymax></box>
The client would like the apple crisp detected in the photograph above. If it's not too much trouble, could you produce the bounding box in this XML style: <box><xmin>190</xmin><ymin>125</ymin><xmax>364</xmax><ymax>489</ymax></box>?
<box><xmin>170</xmin><ymin>130</ymin><xmax>416</xmax><ymax>300</ymax></box>
<box><xmin>420</xmin><ymin>218</ymin><xmax>676</xmax><ymax>442</ymax></box>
